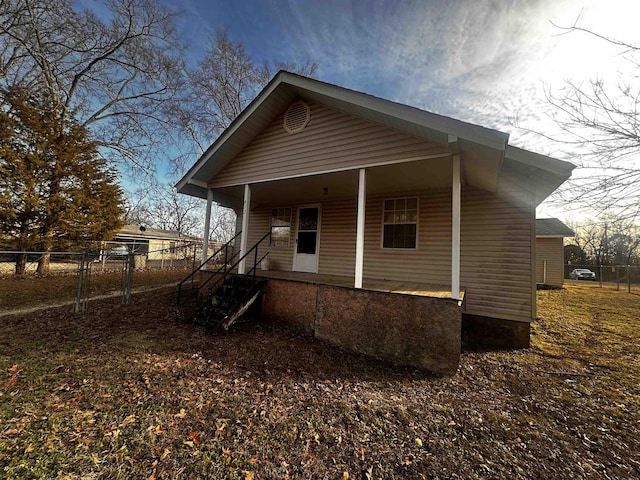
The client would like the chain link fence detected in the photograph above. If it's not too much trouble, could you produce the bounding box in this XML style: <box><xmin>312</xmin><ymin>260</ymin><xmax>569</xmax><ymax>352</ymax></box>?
<box><xmin>0</xmin><ymin>241</ymin><xmax>217</xmax><ymax>316</ymax></box>
<box><xmin>565</xmin><ymin>264</ymin><xmax>640</xmax><ymax>293</ymax></box>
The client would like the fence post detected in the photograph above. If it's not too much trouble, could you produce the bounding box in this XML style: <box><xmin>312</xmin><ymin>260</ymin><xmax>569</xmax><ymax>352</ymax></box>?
<box><xmin>122</xmin><ymin>252</ymin><xmax>134</xmax><ymax>304</ymax></box>
<box><xmin>599</xmin><ymin>265</ymin><xmax>602</xmax><ymax>288</ymax></box>
<box><xmin>628</xmin><ymin>265</ymin><xmax>632</xmax><ymax>294</ymax></box>
<box><xmin>616</xmin><ymin>266</ymin><xmax>620</xmax><ymax>291</ymax></box>
<box><xmin>75</xmin><ymin>253</ymin><xmax>85</xmax><ymax>313</ymax></box>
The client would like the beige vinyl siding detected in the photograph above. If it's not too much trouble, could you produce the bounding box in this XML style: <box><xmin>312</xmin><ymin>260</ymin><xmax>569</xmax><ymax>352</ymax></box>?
<box><xmin>242</xmin><ymin>208</ymin><xmax>295</xmax><ymax>271</ymax></box>
<box><xmin>318</xmin><ymin>199</ymin><xmax>357</xmax><ymax>277</ymax></box>
<box><xmin>363</xmin><ymin>189</ymin><xmax>452</xmax><ymax>286</ymax></box>
<box><xmin>210</xmin><ymin>101</ymin><xmax>449</xmax><ymax>188</ymax></box>
<box><xmin>460</xmin><ymin>165</ymin><xmax>534</xmax><ymax>322</ymax></box>
<box><xmin>235</xmin><ymin>168</ymin><xmax>534</xmax><ymax>323</ymax></box>
<box><xmin>536</xmin><ymin>237</ymin><xmax>564</xmax><ymax>286</ymax></box>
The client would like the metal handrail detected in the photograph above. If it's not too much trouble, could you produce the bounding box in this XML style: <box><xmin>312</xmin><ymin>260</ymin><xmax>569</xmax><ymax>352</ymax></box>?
<box><xmin>177</xmin><ymin>231</ymin><xmax>241</xmax><ymax>289</ymax></box>
<box><xmin>176</xmin><ymin>231</ymin><xmax>271</xmax><ymax>321</ymax></box>
<box><xmin>208</xmin><ymin>230</ymin><xmax>271</xmax><ymax>291</ymax></box>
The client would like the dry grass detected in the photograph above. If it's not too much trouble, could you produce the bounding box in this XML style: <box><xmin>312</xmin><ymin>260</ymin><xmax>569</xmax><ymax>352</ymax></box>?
<box><xmin>0</xmin><ymin>269</ymin><xmax>190</xmax><ymax>314</ymax></box>
<box><xmin>0</xmin><ymin>284</ymin><xmax>638</xmax><ymax>479</ymax></box>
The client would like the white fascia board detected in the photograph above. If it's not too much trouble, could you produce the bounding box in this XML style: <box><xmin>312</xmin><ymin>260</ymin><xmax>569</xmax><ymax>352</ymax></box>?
<box><xmin>208</xmin><ymin>152</ymin><xmax>450</xmax><ymax>189</ymax></box>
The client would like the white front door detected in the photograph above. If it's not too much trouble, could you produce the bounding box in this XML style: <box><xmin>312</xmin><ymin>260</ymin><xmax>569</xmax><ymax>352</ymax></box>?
<box><xmin>293</xmin><ymin>206</ymin><xmax>320</xmax><ymax>273</ymax></box>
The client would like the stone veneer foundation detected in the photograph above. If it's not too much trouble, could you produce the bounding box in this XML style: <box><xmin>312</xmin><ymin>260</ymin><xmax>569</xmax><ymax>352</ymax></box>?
<box><xmin>260</xmin><ymin>278</ymin><xmax>462</xmax><ymax>375</ymax></box>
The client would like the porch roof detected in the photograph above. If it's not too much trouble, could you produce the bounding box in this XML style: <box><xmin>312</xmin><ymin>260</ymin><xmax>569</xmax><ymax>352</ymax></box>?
<box><xmin>536</xmin><ymin>218</ymin><xmax>575</xmax><ymax>238</ymax></box>
<box><xmin>177</xmin><ymin>71</ymin><xmax>574</xmax><ymax>208</ymax></box>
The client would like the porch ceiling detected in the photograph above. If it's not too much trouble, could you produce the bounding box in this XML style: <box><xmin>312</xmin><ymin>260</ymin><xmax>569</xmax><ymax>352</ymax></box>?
<box><xmin>215</xmin><ymin>157</ymin><xmax>455</xmax><ymax>209</ymax></box>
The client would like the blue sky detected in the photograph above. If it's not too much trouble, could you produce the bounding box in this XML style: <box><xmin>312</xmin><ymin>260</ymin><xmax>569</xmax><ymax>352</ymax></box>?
<box><xmin>167</xmin><ymin>0</ymin><xmax>636</xmax><ymax>142</ymax></box>
<box><xmin>75</xmin><ymin>0</ymin><xmax>639</xmax><ymax>218</ymax></box>
<box><xmin>164</xmin><ymin>0</ymin><xmax>640</xmax><ymax>218</ymax></box>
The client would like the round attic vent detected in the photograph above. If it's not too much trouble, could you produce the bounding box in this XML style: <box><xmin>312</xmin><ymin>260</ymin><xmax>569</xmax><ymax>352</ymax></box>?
<box><xmin>283</xmin><ymin>101</ymin><xmax>310</xmax><ymax>134</ymax></box>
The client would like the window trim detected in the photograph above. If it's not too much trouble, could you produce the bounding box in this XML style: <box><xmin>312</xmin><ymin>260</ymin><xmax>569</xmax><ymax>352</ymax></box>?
<box><xmin>380</xmin><ymin>196</ymin><xmax>419</xmax><ymax>250</ymax></box>
<box><xmin>269</xmin><ymin>206</ymin><xmax>292</xmax><ymax>248</ymax></box>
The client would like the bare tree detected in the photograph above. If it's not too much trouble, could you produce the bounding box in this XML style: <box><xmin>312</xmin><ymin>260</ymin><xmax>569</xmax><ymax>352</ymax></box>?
<box><xmin>176</xmin><ymin>29</ymin><xmax>317</xmax><ymax>171</ymax></box>
<box><xmin>545</xmin><ymin>20</ymin><xmax>640</xmax><ymax>219</ymax></box>
<box><xmin>145</xmin><ymin>183</ymin><xmax>203</xmax><ymax>236</ymax></box>
<box><xmin>209</xmin><ymin>205</ymin><xmax>237</xmax><ymax>243</ymax></box>
<box><xmin>0</xmin><ymin>0</ymin><xmax>185</xmax><ymax>172</ymax></box>
<box><xmin>170</xmin><ymin>29</ymin><xmax>314</xmax><ymax>247</ymax></box>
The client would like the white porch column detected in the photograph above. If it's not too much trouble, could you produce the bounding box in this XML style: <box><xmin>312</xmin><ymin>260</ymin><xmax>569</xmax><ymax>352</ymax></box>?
<box><xmin>451</xmin><ymin>155</ymin><xmax>461</xmax><ymax>300</ymax></box>
<box><xmin>201</xmin><ymin>188</ymin><xmax>213</xmax><ymax>264</ymax></box>
<box><xmin>238</xmin><ymin>183</ymin><xmax>251</xmax><ymax>274</ymax></box>
<box><xmin>355</xmin><ymin>168</ymin><xmax>366</xmax><ymax>288</ymax></box>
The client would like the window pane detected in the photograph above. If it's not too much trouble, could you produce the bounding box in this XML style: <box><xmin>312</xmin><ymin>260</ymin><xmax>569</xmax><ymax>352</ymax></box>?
<box><xmin>297</xmin><ymin>231</ymin><xmax>317</xmax><ymax>254</ymax></box>
<box><xmin>383</xmin><ymin>224</ymin><xmax>416</xmax><ymax>249</ymax></box>
<box><xmin>271</xmin><ymin>208</ymin><xmax>291</xmax><ymax>246</ymax></box>
<box><xmin>298</xmin><ymin>208</ymin><xmax>318</xmax><ymax>231</ymax></box>
<box><xmin>382</xmin><ymin>198</ymin><xmax>418</xmax><ymax>248</ymax></box>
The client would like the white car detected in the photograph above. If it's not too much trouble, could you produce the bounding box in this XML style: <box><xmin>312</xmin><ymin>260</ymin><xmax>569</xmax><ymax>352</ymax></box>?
<box><xmin>569</xmin><ymin>268</ymin><xmax>596</xmax><ymax>281</ymax></box>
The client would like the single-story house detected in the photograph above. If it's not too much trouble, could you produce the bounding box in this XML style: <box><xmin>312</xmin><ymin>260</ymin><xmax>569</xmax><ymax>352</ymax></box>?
<box><xmin>535</xmin><ymin>218</ymin><xmax>575</xmax><ymax>287</ymax></box>
<box><xmin>111</xmin><ymin>224</ymin><xmax>198</xmax><ymax>257</ymax></box>
<box><xmin>176</xmin><ymin>71</ymin><xmax>574</xmax><ymax>374</ymax></box>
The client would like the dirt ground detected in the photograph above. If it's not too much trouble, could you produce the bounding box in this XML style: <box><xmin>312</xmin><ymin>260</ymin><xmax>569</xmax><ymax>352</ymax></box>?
<box><xmin>0</xmin><ymin>284</ymin><xmax>638</xmax><ymax>479</ymax></box>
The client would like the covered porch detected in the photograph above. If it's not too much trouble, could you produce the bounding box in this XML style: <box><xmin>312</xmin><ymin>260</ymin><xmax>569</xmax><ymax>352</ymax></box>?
<box><xmin>253</xmin><ymin>268</ymin><xmax>466</xmax><ymax>303</ymax></box>
<box><xmin>199</xmin><ymin>152</ymin><xmax>480</xmax><ymax>304</ymax></box>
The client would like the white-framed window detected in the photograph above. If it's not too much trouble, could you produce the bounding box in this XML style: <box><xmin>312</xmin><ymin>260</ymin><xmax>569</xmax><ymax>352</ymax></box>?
<box><xmin>382</xmin><ymin>197</ymin><xmax>418</xmax><ymax>249</ymax></box>
<box><xmin>270</xmin><ymin>207</ymin><xmax>292</xmax><ymax>247</ymax></box>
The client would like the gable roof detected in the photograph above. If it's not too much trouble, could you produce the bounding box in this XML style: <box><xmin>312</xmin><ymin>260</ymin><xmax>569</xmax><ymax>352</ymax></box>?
<box><xmin>177</xmin><ymin>71</ymin><xmax>574</xmax><ymax>207</ymax></box>
<box><xmin>536</xmin><ymin>218</ymin><xmax>575</xmax><ymax>238</ymax></box>
<box><xmin>115</xmin><ymin>225</ymin><xmax>199</xmax><ymax>242</ymax></box>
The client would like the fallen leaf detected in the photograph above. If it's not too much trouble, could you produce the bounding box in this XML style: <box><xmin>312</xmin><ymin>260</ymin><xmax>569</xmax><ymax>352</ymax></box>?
<box><xmin>174</xmin><ymin>408</ymin><xmax>187</xmax><ymax>419</ymax></box>
<box><xmin>160</xmin><ymin>448</ymin><xmax>171</xmax><ymax>460</ymax></box>
<box><xmin>122</xmin><ymin>414</ymin><xmax>136</xmax><ymax>427</ymax></box>
<box><xmin>415</xmin><ymin>438</ymin><xmax>423</xmax><ymax>447</ymax></box>
<box><xmin>24</xmin><ymin>443</ymin><xmax>33</xmax><ymax>454</ymax></box>
<box><xmin>1</xmin><ymin>374</ymin><xmax>17</xmax><ymax>390</ymax></box>
<box><xmin>188</xmin><ymin>431</ymin><xmax>202</xmax><ymax>445</ymax></box>
<box><xmin>343</xmin><ymin>472</ymin><xmax>349</xmax><ymax>479</ymax></box>
<box><xmin>243</xmin><ymin>471</ymin><xmax>254</xmax><ymax>480</ymax></box>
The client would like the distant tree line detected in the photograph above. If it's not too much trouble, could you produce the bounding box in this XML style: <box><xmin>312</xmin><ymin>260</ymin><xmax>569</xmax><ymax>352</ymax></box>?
<box><xmin>565</xmin><ymin>217</ymin><xmax>640</xmax><ymax>267</ymax></box>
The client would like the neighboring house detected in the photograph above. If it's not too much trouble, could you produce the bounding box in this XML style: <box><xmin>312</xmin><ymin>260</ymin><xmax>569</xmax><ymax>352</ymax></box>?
<box><xmin>109</xmin><ymin>225</ymin><xmax>200</xmax><ymax>263</ymax></box>
<box><xmin>176</xmin><ymin>72</ymin><xmax>574</xmax><ymax>374</ymax></box>
<box><xmin>536</xmin><ymin>218</ymin><xmax>575</xmax><ymax>287</ymax></box>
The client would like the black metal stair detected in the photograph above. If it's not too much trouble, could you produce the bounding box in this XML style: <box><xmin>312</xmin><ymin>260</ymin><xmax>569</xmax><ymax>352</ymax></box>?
<box><xmin>190</xmin><ymin>275</ymin><xmax>265</xmax><ymax>331</ymax></box>
<box><xmin>176</xmin><ymin>230</ymin><xmax>271</xmax><ymax>333</ymax></box>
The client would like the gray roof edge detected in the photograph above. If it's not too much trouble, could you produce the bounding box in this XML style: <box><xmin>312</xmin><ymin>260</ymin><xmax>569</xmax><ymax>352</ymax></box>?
<box><xmin>282</xmin><ymin>71</ymin><xmax>510</xmax><ymax>151</ymax></box>
<box><xmin>506</xmin><ymin>145</ymin><xmax>575</xmax><ymax>177</ymax></box>
<box><xmin>536</xmin><ymin>218</ymin><xmax>575</xmax><ymax>237</ymax></box>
